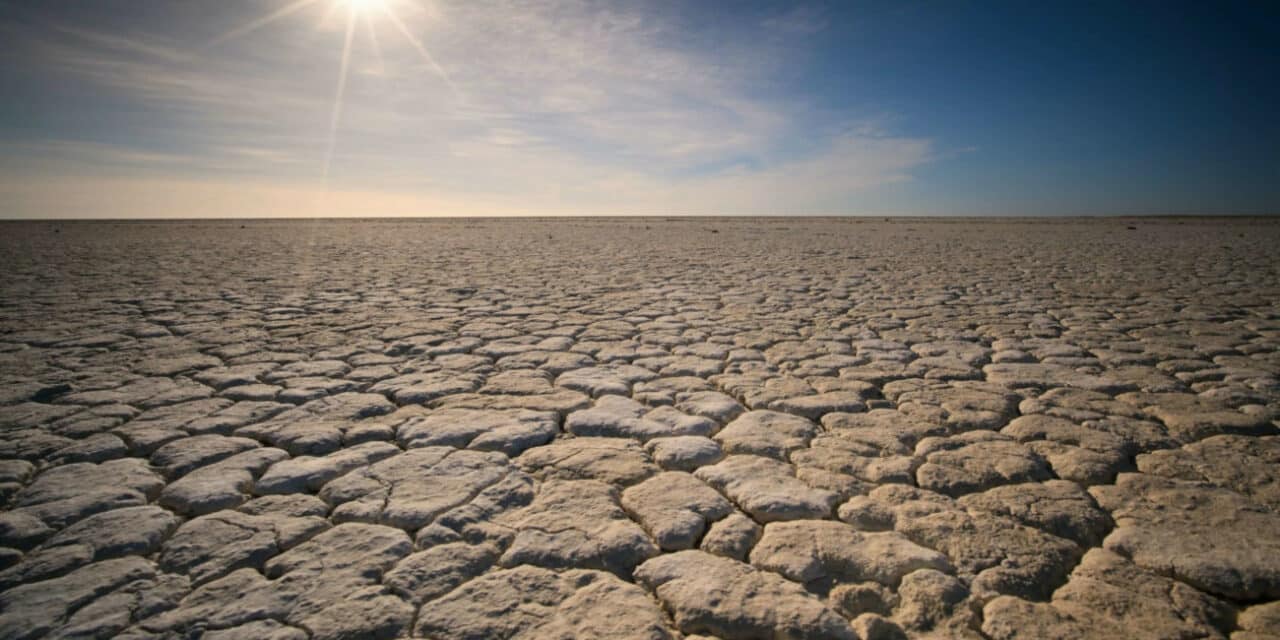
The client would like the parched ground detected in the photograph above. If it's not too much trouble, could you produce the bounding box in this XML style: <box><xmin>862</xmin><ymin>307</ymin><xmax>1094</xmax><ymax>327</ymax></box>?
<box><xmin>1</xmin><ymin>217</ymin><xmax>1279</xmax><ymax>640</ymax></box>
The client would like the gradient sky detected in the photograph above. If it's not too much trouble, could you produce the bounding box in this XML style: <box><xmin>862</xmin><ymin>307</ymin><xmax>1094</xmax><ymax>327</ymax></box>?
<box><xmin>2</xmin><ymin>0</ymin><xmax>1278</xmax><ymax>218</ymax></box>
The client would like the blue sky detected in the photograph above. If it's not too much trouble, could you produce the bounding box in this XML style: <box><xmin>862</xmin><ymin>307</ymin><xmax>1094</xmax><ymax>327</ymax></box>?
<box><xmin>1</xmin><ymin>0</ymin><xmax>1277</xmax><ymax>217</ymax></box>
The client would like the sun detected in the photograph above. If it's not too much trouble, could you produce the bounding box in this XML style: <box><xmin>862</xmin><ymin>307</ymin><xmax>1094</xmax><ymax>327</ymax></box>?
<box><xmin>211</xmin><ymin>0</ymin><xmax>453</xmax><ymax>180</ymax></box>
<box><xmin>340</xmin><ymin>0</ymin><xmax>388</xmax><ymax>15</ymax></box>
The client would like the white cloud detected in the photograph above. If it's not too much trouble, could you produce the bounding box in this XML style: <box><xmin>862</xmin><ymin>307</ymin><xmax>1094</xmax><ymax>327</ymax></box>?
<box><xmin>3</xmin><ymin>0</ymin><xmax>934</xmax><ymax>217</ymax></box>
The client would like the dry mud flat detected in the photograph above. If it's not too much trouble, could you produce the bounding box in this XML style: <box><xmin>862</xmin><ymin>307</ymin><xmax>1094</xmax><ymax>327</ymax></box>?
<box><xmin>1</xmin><ymin>216</ymin><xmax>1279</xmax><ymax>640</ymax></box>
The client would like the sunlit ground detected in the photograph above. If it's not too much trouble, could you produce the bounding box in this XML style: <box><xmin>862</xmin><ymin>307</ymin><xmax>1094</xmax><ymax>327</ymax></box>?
<box><xmin>1</xmin><ymin>217</ymin><xmax>1278</xmax><ymax>637</ymax></box>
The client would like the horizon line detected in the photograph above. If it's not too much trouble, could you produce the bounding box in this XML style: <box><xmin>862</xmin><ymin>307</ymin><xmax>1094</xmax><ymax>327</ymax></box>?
<box><xmin>3</xmin><ymin>213</ymin><xmax>1280</xmax><ymax>222</ymax></box>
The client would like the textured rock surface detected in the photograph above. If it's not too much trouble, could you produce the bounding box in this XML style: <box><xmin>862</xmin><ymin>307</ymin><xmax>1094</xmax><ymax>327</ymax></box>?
<box><xmin>842</xmin><ymin>485</ymin><xmax>1086</xmax><ymax>601</ymax></box>
<box><xmin>2</xmin><ymin>218</ymin><xmax>1279</xmax><ymax>639</ymax></box>
<box><xmin>982</xmin><ymin>548</ymin><xmax>1234</xmax><ymax>640</ymax></box>
<box><xmin>158</xmin><ymin>509</ymin><xmax>328</xmax><ymax>585</ymax></box>
<box><xmin>396</xmin><ymin>407</ymin><xmax>558</xmax><ymax>456</ymax></box>
<box><xmin>622</xmin><ymin>471</ymin><xmax>733</xmax><ymax>550</ymax></box>
<box><xmin>914</xmin><ymin>431</ymin><xmax>1052</xmax><ymax>497</ymax></box>
<box><xmin>416</xmin><ymin>565</ymin><xmax>676</xmax><ymax>639</ymax></box>
<box><xmin>141</xmin><ymin>523</ymin><xmax>414</xmax><ymax>639</ymax></box>
<box><xmin>566</xmin><ymin>395</ymin><xmax>717</xmax><ymax>441</ymax></box>
<box><xmin>636</xmin><ymin>550</ymin><xmax>858</xmax><ymax>639</ymax></box>
<box><xmin>645</xmin><ymin>435</ymin><xmax>724</xmax><ymax>471</ymax></box>
<box><xmin>319</xmin><ymin>446</ymin><xmax>529</xmax><ymax>530</ymax></box>
<box><xmin>382</xmin><ymin>541</ymin><xmax>498</xmax><ymax>604</ymax></box>
<box><xmin>696</xmin><ymin>454</ymin><xmax>839</xmax><ymax>522</ymax></box>
<box><xmin>515</xmin><ymin>436</ymin><xmax>659</xmax><ymax>485</ymax></box>
<box><xmin>499</xmin><ymin>479</ymin><xmax>658</xmax><ymax>575</ymax></box>
<box><xmin>750</xmin><ymin>520</ymin><xmax>951</xmax><ymax>587</ymax></box>
<box><xmin>957</xmin><ymin>480</ymin><xmax>1113</xmax><ymax>547</ymax></box>
<box><xmin>714</xmin><ymin>410</ymin><xmax>819</xmax><ymax>459</ymax></box>
<box><xmin>1091</xmin><ymin>473</ymin><xmax>1280</xmax><ymax>600</ymax></box>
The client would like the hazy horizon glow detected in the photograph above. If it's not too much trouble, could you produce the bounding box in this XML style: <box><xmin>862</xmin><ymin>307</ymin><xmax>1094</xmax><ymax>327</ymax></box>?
<box><xmin>1</xmin><ymin>0</ymin><xmax>1278</xmax><ymax>218</ymax></box>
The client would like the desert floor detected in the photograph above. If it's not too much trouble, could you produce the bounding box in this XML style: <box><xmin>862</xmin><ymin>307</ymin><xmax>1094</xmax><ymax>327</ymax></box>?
<box><xmin>1</xmin><ymin>217</ymin><xmax>1279</xmax><ymax>639</ymax></box>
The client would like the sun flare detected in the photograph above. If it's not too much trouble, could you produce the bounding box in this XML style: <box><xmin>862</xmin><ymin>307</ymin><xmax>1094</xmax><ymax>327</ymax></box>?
<box><xmin>340</xmin><ymin>0</ymin><xmax>387</xmax><ymax>15</ymax></box>
<box><xmin>210</xmin><ymin>0</ymin><xmax>451</xmax><ymax>181</ymax></box>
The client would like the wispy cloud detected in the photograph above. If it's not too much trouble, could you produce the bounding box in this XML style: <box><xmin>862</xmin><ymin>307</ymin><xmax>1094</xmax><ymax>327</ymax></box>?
<box><xmin>761</xmin><ymin>5</ymin><xmax>831</xmax><ymax>35</ymax></box>
<box><xmin>1</xmin><ymin>0</ymin><xmax>933</xmax><ymax>217</ymax></box>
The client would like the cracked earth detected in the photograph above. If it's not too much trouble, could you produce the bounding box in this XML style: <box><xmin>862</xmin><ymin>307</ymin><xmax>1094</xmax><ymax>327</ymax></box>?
<box><xmin>1</xmin><ymin>217</ymin><xmax>1279</xmax><ymax>640</ymax></box>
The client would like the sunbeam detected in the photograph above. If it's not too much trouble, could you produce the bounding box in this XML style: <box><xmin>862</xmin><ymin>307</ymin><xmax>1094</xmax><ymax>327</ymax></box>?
<box><xmin>207</xmin><ymin>0</ymin><xmax>318</xmax><ymax>47</ymax></box>
<box><xmin>362</xmin><ymin>12</ymin><xmax>385</xmax><ymax>76</ymax></box>
<box><xmin>202</xmin><ymin>0</ymin><xmax>456</xmax><ymax>181</ymax></box>
<box><xmin>323</xmin><ymin>8</ymin><xmax>358</xmax><ymax>182</ymax></box>
<box><xmin>382</xmin><ymin>5</ymin><xmax>459</xmax><ymax>98</ymax></box>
